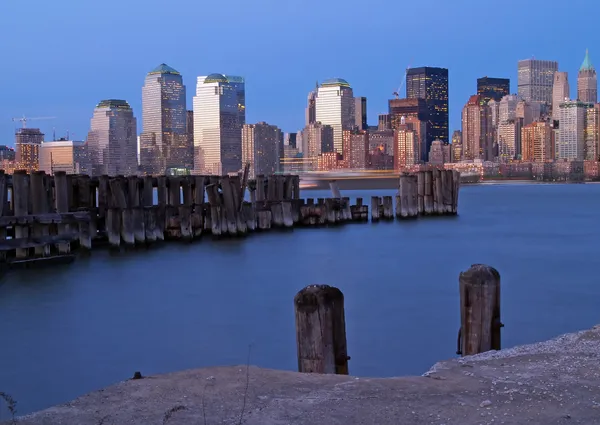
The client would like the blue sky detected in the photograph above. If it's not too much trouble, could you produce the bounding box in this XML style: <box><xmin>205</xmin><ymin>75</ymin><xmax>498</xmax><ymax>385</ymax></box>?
<box><xmin>0</xmin><ymin>0</ymin><xmax>597</xmax><ymax>145</ymax></box>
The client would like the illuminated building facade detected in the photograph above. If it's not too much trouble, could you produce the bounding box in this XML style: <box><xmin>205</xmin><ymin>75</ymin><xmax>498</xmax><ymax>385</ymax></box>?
<box><xmin>192</xmin><ymin>73</ymin><xmax>245</xmax><ymax>175</ymax></box>
<box><xmin>522</xmin><ymin>121</ymin><xmax>553</xmax><ymax>162</ymax></box>
<box><xmin>477</xmin><ymin>77</ymin><xmax>510</xmax><ymax>104</ymax></box>
<box><xmin>451</xmin><ymin>130</ymin><xmax>462</xmax><ymax>162</ymax></box>
<box><xmin>558</xmin><ymin>100</ymin><xmax>590</xmax><ymax>160</ymax></box>
<box><xmin>140</xmin><ymin>64</ymin><xmax>189</xmax><ymax>175</ymax></box>
<box><xmin>241</xmin><ymin>122</ymin><xmax>283</xmax><ymax>178</ymax></box>
<box><xmin>342</xmin><ymin>129</ymin><xmax>368</xmax><ymax>169</ymax></box>
<box><xmin>405</xmin><ymin>66</ymin><xmax>449</xmax><ymax>149</ymax></box>
<box><xmin>578</xmin><ymin>50</ymin><xmax>597</xmax><ymax>104</ymax></box>
<box><xmin>461</xmin><ymin>95</ymin><xmax>492</xmax><ymax>160</ymax></box>
<box><xmin>300</xmin><ymin>122</ymin><xmax>333</xmax><ymax>171</ymax></box>
<box><xmin>39</xmin><ymin>139</ymin><xmax>88</xmax><ymax>174</ymax></box>
<box><xmin>354</xmin><ymin>97</ymin><xmax>367</xmax><ymax>130</ymax></box>
<box><xmin>315</xmin><ymin>78</ymin><xmax>355</xmax><ymax>153</ymax></box>
<box><xmin>585</xmin><ymin>104</ymin><xmax>600</xmax><ymax>160</ymax></box>
<box><xmin>86</xmin><ymin>99</ymin><xmax>138</xmax><ymax>176</ymax></box>
<box><xmin>393</xmin><ymin>117</ymin><xmax>418</xmax><ymax>170</ymax></box>
<box><xmin>517</xmin><ymin>59</ymin><xmax>558</xmax><ymax>104</ymax></box>
<box><xmin>15</xmin><ymin>128</ymin><xmax>44</xmax><ymax>171</ymax></box>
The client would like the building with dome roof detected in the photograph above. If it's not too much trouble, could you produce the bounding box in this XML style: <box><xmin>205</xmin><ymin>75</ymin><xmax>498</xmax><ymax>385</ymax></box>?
<box><xmin>578</xmin><ymin>49</ymin><xmax>597</xmax><ymax>104</ymax></box>
<box><xmin>140</xmin><ymin>63</ymin><xmax>189</xmax><ymax>174</ymax></box>
<box><xmin>315</xmin><ymin>78</ymin><xmax>355</xmax><ymax>154</ymax></box>
<box><xmin>192</xmin><ymin>74</ymin><xmax>246</xmax><ymax>175</ymax></box>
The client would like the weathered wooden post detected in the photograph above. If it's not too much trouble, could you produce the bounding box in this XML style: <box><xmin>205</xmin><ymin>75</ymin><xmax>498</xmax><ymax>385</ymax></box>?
<box><xmin>382</xmin><ymin>195</ymin><xmax>393</xmax><ymax>219</ymax></box>
<box><xmin>31</xmin><ymin>171</ymin><xmax>50</xmax><ymax>256</ymax></box>
<box><xmin>371</xmin><ymin>196</ymin><xmax>380</xmax><ymax>222</ymax></box>
<box><xmin>128</xmin><ymin>176</ymin><xmax>145</xmax><ymax>244</ymax></box>
<box><xmin>142</xmin><ymin>176</ymin><xmax>157</xmax><ymax>242</ymax></box>
<box><xmin>54</xmin><ymin>171</ymin><xmax>71</xmax><ymax>254</ymax></box>
<box><xmin>424</xmin><ymin>170</ymin><xmax>434</xmax><ymax>215</ymax></box>
<box><xmin>193</xmin><ymin>175</ymin><xmax>205</xmax><ymax>238</ymax></box>
<box><xmin>417</xmin><ymin>171</ymin><xmax>425</xmax><ymax>215</ymax></box>
<box><xmin>13</xmin><ymin>170</ymin><xmax>30</xmax><ymax>259</ymax></box>
<box><xmin>452</xmin><ymin>170</ymin><xmax>461</xmax><ymax>214</ymax></box>
<box><xmin>458</xmin><ymin>264</ymin><xmax>502</xmax><ymax>356</ymax></box>
<box><xmin>77</xmin><ymin>175</ymin><xmax>94</xmax><ymax>249</ymax></box>
<box><xmin>294</xmin><ymin>284</ymin><xmax>349</xmax><ymax>375</ymax></box>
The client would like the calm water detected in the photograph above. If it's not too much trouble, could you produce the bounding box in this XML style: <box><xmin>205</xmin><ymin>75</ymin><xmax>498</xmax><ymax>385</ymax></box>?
<box><xmin>1</xmin><ymin>183</ymin><xmax>600</xmax><ymax>415</ymax></box>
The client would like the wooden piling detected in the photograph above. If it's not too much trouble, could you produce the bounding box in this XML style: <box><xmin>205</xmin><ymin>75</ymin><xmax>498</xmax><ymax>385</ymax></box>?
<box><xmin>424</xmin><ymin>170</ymin><xmax>434</xmax><ymax>215</ymax></box>
<box><xmin>417</xmin><ymin>171</ymin><xmax>425</xmax><ymax>214</ymax></box>
<box><xmin>458</xmin><ymin>264</ymin><xmax>502</xmax><ymax>356</ymax></box>
<box><xmin>329</xmin><ymin>181</ymin><xmax>341</xmax><ymax>199</ymax></box>
<box><xmin>179</xmin><ymin>177</ymin><xmax>193</xmax><ymax>240</ymax></box>
<box><xmin>452</xmin><ymin>170</ymin><xmax>461</xmax><ymax>215</ymax></box>
<box><xmin>128</xmin><ymin>176</ymin><xmax>145</xmax><ymax>244</ymax></box>
<box><xmin>371</xmin><ymin>196</ymin><xmax>380</xmax><ymax>222</ymax></box>
<box><xmin>31</xmin><ymin>171</ymin><xmax>51</xmax><ymax>256</ymax></box>
<box><xmin>193</xmin><ymin>175</ymin><xmax>205</xmax><ymax>238</ymax></box>
<box><xmin>54</xmin><ymin>171</ymin><xmax>71</xmax><ymax>254</ymax></box>
<box><xmin>142</xmin><ymin>176</ymin><xmax>157</xmax><ymax>243</ymax></box>
<box><xmin>13</xmin><ymin>171</ymin><xmax>30</xmax><ymax>259</ymax></box>
<box><xmin>294</xmin><ymin>284</ymin><xmax>349</xmax><ymax>375</ymax></box>
<box><xmin>433</xmin><ymin>168</ymin><xmax>444</xmax><ymax>215</ymax></box>
<box><xmin>77</xmin><ymin>175</ymin><xmax>94</xmax><ymax>249</ymax></box>
<box><xmin>382</xmin><ymin>196</ymin><xmax>393</xmax><ymax>219</ymax></box>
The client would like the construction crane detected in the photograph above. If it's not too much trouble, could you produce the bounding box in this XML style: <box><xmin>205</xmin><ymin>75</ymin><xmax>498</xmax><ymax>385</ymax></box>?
<box><xmin>11</xmin><ymin>115</ymin><xmax>56</xmax><ymax>129</ymax></box>
<box><xmin>393</xmin><ymin>61</ymin><xmax>412</xmax><ymax>99</ymax></box>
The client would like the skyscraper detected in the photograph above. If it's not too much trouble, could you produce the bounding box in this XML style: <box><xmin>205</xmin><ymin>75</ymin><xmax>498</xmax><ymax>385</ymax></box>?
<box><xmin>461</xmin><ymin>95</ymin><xmax>491</xmax><ymax>160</ymax></box>
<box><xmin>315</xmin><ymin>78</ymin><xmax>355</xmax><ymax>154</ymax></box>
<box><xmin>15</xmin><ymin>128</ymin><xmax>44</xmax><ymax>171</ymax></box>
<box><xmin>354</xmin><ymin>97</ymin><xmax>367</xmax><ymax>130</ymax></box>
<box><xmin>558</xmin><ymin>100</ymin><xmax>589</xmax><ymax>160</ymax></box>
<box><xmin>140</xmin><ymin>64</ymin><xmax>188</xmax><ymax>175</ymax></box>
<box><xmin>393</xmin><ymin>117</ymin><xmax>417</xmax><ymax>170</ymax></box>
<box><xmin>39</xmin><ymin>139</ymin><xmax>88</xmax><ymax>175</ymax></box>
<box><xmin>242</xmin><ymin>122</ymin><xmax>282</xmax><ymax>178</ymax></box>
<box><xmin>585</xmin><ymin>104</ymin><xmax>600</xmax><ymax>160</ymax></box>
<box><xmin>552</xmin><ymin>72</ymin><xmax>570</xmax><ymax>122</ymax></box>
<box><xmin>192</xmin><ymin>74</ymin><xmax>245</xmax><ymax>175</ymax></box>
<box><xmin>477</xmin><ymin>77</ymin><xmax>510</xmax><ymax>104</ymax></box>
<box><xmin>578</xmin><ymin>50</ymin><xmax>597</xmax><ymax>104</ymax></box>
<box><xmin>342</xmin><ymin>129</ymin><xmax>368</xmax><ymax>169</ymax></box>
<box><xmin>517</xmin><ymin>59</ymin><xmax>558</xmax><ymax>104</ymax></box>
<box><xmin>186</xmin><ymin>110</ymin><xmax>194</xmax><ymax>164</ymax></box>
<box><xmin>300</xmin><ymin>122</ymin><xmax>334</xmax><ymax>170</ymax></box>
<box><xmin>305</xmin><ymin>83</ymin><xmax>318</xmax><ymax>126</ymax></box>
<box><xmin>405</xmin><ymin>66</ymin><xmax>449</xmax><ymax>150</ymax></box>
<box><xmin>86</xmin><ymin>99</ymin><xmax>138</xmax><ymax>176</ymax></box>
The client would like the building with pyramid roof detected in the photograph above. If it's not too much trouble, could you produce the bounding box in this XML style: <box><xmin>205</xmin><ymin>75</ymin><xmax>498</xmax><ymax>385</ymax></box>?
<box><xmin>578</xmin><ymin>49</ymin><xmax>597</xmax><ymax>104</ymax></box>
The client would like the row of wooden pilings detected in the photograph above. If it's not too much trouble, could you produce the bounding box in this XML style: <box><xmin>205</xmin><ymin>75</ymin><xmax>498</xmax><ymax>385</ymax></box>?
<box><xmin>294</xmin><ymin>264</ymin><xmax>501</xmax><ymax>374</ymax></box>
<box><xmin>0</xmin><ymin>168</ymin><xmax>460</xmax><ymax>264</ymax></box>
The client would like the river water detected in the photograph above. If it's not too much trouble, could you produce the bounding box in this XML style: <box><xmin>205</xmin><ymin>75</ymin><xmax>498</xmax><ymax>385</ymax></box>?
<box><xmin>1</xmin><ymin>182</ymin><xmax>599</xmax><ymax>416</ymax></box>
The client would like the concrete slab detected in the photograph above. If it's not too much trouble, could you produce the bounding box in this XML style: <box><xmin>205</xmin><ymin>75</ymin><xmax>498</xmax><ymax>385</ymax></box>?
<box><xmin>6</xmin><ymin>326</ymin><xmax>600</xmax><ymax>425</ymax></box>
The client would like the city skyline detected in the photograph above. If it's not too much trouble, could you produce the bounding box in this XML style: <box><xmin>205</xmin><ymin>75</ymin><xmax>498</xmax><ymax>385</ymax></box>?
<box><xmin>1</xmin><ymin>0</ymin><xmax>597</xmax><ymax>144</ymax></box>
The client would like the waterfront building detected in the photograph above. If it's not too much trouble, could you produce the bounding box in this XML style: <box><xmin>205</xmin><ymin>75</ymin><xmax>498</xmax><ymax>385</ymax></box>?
<box><xmin>552</xmin><ymin>72</ymin><xmax>570</xmax><ymax>122</ymax></box>
<box><xmin>315</xmin><ymin>78</ymin><xmax>355</xmax><ymax>153</ymax></box>
<box><xmin>585</xmin><ymin>104</ymin><xmax>600</xmax><ymax>160</ymax></box>
<box><xmin>15</xmin><ymin>128</ymin><xmax>43</xmax><ymax>171</ymax></box>
<box><xmin>406</xmin><ymin>66</ymin><xmax>449</xmax><ymax>148</ymax></box>
<box><xmin>317</xmin><ymin>152</ymin><xmax>343</xmax><ymax>171</ymax></box>
<box><xmin>477</xmin><ymin>77</ymin><xmax>510</xmax><ymax>104</ymax></box>
<box><xmin>242</xmin><ymin>122</ymin><xmax>282</xmax><ymax>178</ymax></box>
<box><xmin>192</xmin><ymin>73</ymin><xmax>245</xmax><ymax>175</ymax></box>
<box><xmin>86</xmin><ymin>99</ymin><xmax>138</xmax><ymax>176</ymax></box>
<box><xmin>393</xmin><ymin>117</ymin><xmax>418</xmax><ymax>170</ymax></box>
<box><xmin>299</xmin><ymin>122</ymin><xmax>334</xmax><ymax>171</ymax></box>
<box><xmin>39</xmin><ymin>139</ymin><xmax>88</xmax><ymax>174</ymax></box>
<box><xmin>355</xmin><ymin>97</ymin><xmax>367</xmax><ymax>130</ymax></box>
<box><xmin>522</xmin><ymin>121</ymin><xmax>553</xmax><ymax>162</ymax></box>
<box><xmin>558</xmin><ymin>100</ymin><xmax>590</xmax><ymax>160</ymax></box>
<box><xmin>578</xmin><ymin>50</ymin><xmax>597</xmax><ymax>104</ymax></box>
<box><xmin>140</xmin><ymin>64</ymin><xmax>188</xmax><ymax>175</ymax></box>
<box><xmin>517</xmin><ymin>59</ymin><xmax>558</xmax><ymax>104</ymax></box>
<box><xmin>342</xmin><ymin>129</ymin><xmax>369</xmax><ymax>169</ymax></box>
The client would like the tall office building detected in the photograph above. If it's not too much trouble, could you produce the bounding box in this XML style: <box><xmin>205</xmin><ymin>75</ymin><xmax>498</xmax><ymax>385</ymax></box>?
<box><xmin>241</xmin><ymin>122</ymin><xmax>282</xmax><ymax>178</ymax></box>
<box><xmin>557</xmin><ymin>100</ymin><xmax>589</xmax><ymax>160</ymax></box>
<box><xmin>140</xmin><ymin>64</ymin><xmax>188</xmax><ymax>175</ymax></box>
<box><xmin>192</xmin><ymin>73</ymin><xmax>245</xmax><ymax>175</ymax></box>
<box><xmin>552</xmin><ymin>72</ymin><xmax>570</xmax><ymax>122</ymax></box>
<box><xmin>86</xmin><ymin>99</ymin><xmax>138</xmax><ymax>176</ymax></box>
<box><xmin>378</xmin><ymin>114</ymin><xmax>392</xmax><ymax>130</ymax></box>
<box><xmin>477</xmin><ymin>77</ymin><xmax>510</xmax><ymax>104</ymax></box>
<box><xmin>517</xmin><ymin>59</ymin><xmax>558</xmax><ymax>104</ymax></box>
<box><xmin>305</xmin><ymin>82</ymin><xmax>318</xmax><ymax>126</ymax></box>
<box><xmin>284</xmin><ymin>132</ymin><xmax>297</xmax><ymax>149</ymax></box>
<box><xmin>300</xmin><ymin>122</ymin><xmax>334</xmax><ymax>171</ymax></box>
<box><xmin>521</xmin><ymin>121</ymin><xmax>553</xmax><ymax>162</ymax></box>
<box><xmin>578</xmin><ymin>50</ymin><xmax>597</xmax><ymax>104</ymax></box>
<box><xmin>354</xmin><ymin>97</ymin><xmax>367</xmax><ymax>130</ymax></box>
<box><xmin>342</xmin><ymin>129</ymin><xmax>368</xmax><ymax>169</ymax></box>
<box><xmin>39</xmin><ymin>139</ymin><xmax>88</xmax><ymax>174</ymax></box>
<box><xmin>406</xmin><ymin>66</ymin><xmax>449</xmax><ymax>150</ymax></box>
<box><xmin>393</xmin><ymin>117</ymin><xmax>418</xmax><ymax>170</ymax></box>
<box><xmin>451</xmin><ymin>130</ymin><xmax>463</xmax><ymax>162</ymax></box>
<box><xmin>498</xmin><ymin>95</ymin><xmax>518</xmax><ymax>123</ymax></box>
<box><xmin>15</xmin><ymin>128</ymin><xmax>44</xmax><ymax>171</ymax></box>
<box><xmin>585</xmin><ymin>104</ymin><xmax>600</xmax><ymax>160</ymax></box>
<box><xmin>186</xmin><ymin>110</ymin><xmax>194</xmax><ymax>162</ymax></box>
<box><xmin>461</xmin><ymin>95</ymin><xmax>492</xmax><ymax>160</ymax></box>
<box><xmin>315</xmin><ymin>78</ymin><xmax>355</xmax><ymax>154</ymax></box>
<box><xmin>497</xmin><ymin>121</ymin><xmax>518</xmax><ymax>161</ymax></box>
